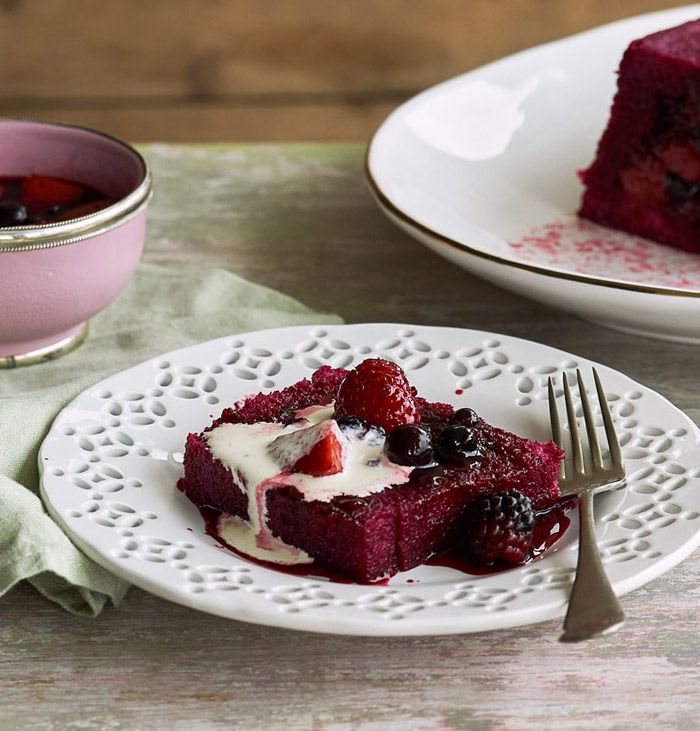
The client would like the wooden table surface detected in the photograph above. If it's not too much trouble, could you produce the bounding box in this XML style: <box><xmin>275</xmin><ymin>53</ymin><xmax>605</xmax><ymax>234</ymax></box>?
<box><xmin>2</xmin><ymin>144</ymin><xmax>698</xmax><ymax>731</ymax></box>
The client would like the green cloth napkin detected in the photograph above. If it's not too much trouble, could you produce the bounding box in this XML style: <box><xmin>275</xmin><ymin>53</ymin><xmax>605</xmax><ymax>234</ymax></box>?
<box><xmin>0</xmin><ymin>262</ymin><xmax>341</xmax><ymax>617</ymax></box>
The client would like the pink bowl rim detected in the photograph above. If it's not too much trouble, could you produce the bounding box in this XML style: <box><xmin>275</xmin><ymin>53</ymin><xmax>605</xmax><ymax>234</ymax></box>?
<box><xmin>0</xmin><ymin>118</ymin><xmax>153</xmax><ymax>253</ymax></box>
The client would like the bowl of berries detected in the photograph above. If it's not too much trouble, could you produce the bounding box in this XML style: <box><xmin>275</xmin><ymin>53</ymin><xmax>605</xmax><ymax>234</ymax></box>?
<box><xmin>0</xmin><ymin>119</ymin><xmax>153</xmax><ymax>367</ymax></box>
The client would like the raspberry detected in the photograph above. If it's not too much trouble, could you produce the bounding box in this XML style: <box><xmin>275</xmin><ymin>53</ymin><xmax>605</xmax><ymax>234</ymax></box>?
<box><xmin>460</xmin><ymin>490</ymin><xmax>535</xmax><ymax>566</ymax></box>
<box><xmin>333</xmin><ymin>358</ymin><xmax>420</xmax><ymax>432</ymax></box>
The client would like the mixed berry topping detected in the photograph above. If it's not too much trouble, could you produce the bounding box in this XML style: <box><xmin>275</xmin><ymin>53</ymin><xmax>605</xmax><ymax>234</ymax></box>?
<box><xmin>459</xmin><ymin>490</ymin><xmax>535</xmax><ymax>566</ymax></box>
<box><xmin>383</xmin><ymin>424</ymin><xmax>435</xmax><ymax>467</ymax></box>
<box><xmin>333</xmin><ymin>358</ymin><xmax>420</xmax><ymax>432</ymax></box>
<box><xmin>332</xmin><ymin>360</ymin><xmax>486</xmax><ymax>471</ymax></box>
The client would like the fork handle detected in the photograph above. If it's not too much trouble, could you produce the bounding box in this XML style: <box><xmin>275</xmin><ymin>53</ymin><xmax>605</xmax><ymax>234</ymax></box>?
<box><xmin>560</xmin><ymin>491</ymin><xmax>625</xmax><ymax>642</ymax></box>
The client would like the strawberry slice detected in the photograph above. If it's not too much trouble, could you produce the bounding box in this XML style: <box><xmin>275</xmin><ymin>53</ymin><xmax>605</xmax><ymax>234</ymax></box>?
<box><xmin>269</xmin><ymin>420</ymin><xmax>346</xmax><ymax>477</ymax></box>
<box><xmin>291</xmin><ymin>431</ymin><xmax>344</xmax><ymax>476</ymax></box>
<box><xmin>21</xmin><ymin>175</ymin><xmax>86</xmax><ymax>211</ymax></box>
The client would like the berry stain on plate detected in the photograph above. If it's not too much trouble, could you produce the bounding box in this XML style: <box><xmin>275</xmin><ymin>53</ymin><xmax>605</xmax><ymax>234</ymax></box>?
<box><xmin>199</xmin><ymin>498</ymin><xmax>574</xmax><ymax>583</ymax></box>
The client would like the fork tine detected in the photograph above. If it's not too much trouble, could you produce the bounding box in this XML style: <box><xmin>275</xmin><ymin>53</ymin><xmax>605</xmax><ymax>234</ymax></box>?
<box><xmin>593</xmin><ymin>367</ymin><xmax>624</xmax><ymax>470</ymax></box>
<box><xmin>563</xmin><ymin>373</ymin><xmax>585</xmax><ymax>476</ymax></box>
<box><xmin>548</xmin><ymin>377</ymin><xmax>565</xmax><ymax>480</ymax></box>
<box><xmin>576</xmin><ymin>369</ymin><xmax>603</xmax><ymax>470</ymax></box>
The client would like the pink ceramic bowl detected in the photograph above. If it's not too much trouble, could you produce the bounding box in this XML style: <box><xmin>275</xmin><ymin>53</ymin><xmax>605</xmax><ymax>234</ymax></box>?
<box><xmin>0</xmin><ymin>120</ymin><xmax>152</xmax><ymax>367</ymax></box>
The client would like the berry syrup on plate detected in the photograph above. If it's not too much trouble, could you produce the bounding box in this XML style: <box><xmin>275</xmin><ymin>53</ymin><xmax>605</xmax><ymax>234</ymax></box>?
<box><xmin>426</xmin><ymin>500</ymin><xmax>574</xmax><ymax>576</ymax></box>
<box><xmin>0</xmin><ymin>174</ymin><xmax>116</xmax><ymax>226</ymax></box>
<box><xmin>196</xmin><ymin>498</ymin><xmax>574</xmax><ymax>584</ymax></box>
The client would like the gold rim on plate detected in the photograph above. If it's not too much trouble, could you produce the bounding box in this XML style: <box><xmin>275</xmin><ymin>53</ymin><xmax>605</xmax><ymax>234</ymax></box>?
<box><xmin>364</xmin><ymin>141</ymin><xmax>700</xmax><ymax>300</ymax></box>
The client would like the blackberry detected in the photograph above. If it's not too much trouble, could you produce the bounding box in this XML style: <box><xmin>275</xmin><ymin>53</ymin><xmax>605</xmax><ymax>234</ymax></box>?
<box><xmin>460</xmin><ymin>490</ymin><xmax>535</xmax><ymax>566</ymax></box>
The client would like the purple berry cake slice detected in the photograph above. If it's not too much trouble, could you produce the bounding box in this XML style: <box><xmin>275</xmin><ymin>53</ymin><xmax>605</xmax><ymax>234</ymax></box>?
<box><xmin>579</xmin><ymin>19</ymin><xmax>700</xmax><ymax>252</ymax></box>
<box><xmin>178</xmin><ymin>360</ymin><xmax>563</xmax><ymax>582</ymax></box>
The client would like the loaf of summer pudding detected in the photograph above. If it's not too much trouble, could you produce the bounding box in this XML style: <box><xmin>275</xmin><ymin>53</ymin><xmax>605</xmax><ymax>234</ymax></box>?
<box><xmin>579</xmin><ymin>19</ymin><xmax>700</xmax><ymax>253</ymax></box>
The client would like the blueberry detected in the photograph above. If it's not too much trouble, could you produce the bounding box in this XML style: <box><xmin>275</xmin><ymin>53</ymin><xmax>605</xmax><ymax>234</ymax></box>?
<box><xmin>0</xmin><ymin>201</ymin><xmax>28</xmax><ymax>226</ymax></box>
<box><xmin>451</xmin><ymin>408</ymin><xmax>479</xmax><ymax>427</ymax></box>
<box><xmin>384</xmin><ymin>424</ymin><xmax>435</xmax><ymax>467</ymax></box>
<box><xmin>435</xmin><ymin>425</ymin><xmax>480</xmax><ymax>466</ymax></box>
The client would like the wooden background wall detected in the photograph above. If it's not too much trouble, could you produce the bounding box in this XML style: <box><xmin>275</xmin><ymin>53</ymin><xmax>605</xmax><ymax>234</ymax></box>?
<box><xmin>0</xmin><ymin>0</ymin><xmax>693</xmax><ymax>142</ymax></box>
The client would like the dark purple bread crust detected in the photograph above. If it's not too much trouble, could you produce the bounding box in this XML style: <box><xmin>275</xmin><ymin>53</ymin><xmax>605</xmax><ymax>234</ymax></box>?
<box><xmin>182</xmin><ymin>433</ymin><xmax>250</xmax><ymax>520</ymax></box>
<box><xmin>213</xmin><ymin>365</ymin><xmax>348</xmax><ymax>428</ymax></box>
<box><xmin>179</xmin><ymin>367</ymin><xmax>562</xmax><ymax>582</ymax></box>
<box><xmin>579</xmin><ymin>19</ymin><xmax>700</xmax><ymax>252</ymax></box>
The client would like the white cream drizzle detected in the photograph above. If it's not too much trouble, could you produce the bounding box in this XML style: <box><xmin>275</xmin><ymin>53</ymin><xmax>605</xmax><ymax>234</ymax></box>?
<box><xmin>204</xmin><ymin>404</ymin><xmax>412</xmax><ymax>565</ymax></box>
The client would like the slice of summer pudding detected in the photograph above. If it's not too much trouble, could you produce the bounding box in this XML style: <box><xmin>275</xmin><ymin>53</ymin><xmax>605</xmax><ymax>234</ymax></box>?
<box><xmin>178</xmin><ymin>360</ymin><xmax>564</xmax><ymax>582</ymax></box>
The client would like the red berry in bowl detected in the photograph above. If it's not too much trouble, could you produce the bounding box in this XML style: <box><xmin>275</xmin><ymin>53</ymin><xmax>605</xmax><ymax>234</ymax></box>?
<box><xmin>333</xmin><ymin>358</ymin><xmax>420</xmax><ymax>432</ymax></box>
<box><xmin>21</xmin><ymin>174</ymin><xmax>85</xmax><ymax>211</ymax></box>
<box><xmin>460</xmin><ymin>490</ymin><xmax>535</xmax><ymax>566</ymax></box>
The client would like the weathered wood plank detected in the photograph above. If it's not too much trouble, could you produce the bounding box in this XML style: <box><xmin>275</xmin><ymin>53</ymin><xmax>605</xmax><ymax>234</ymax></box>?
<box><xmin>0</xmin><ymin>0</ymin><xmax>692</xmax><ymax>99</ymax></box>
<box><xmin>0</xmin><ymin>0</ymin><xmax>694</xmax><ymax>141</ymax></box>
<box><xmin>0</xmin><ymin>98</ymin><xmax>400</xmax><ymax>142</ymax></box>
<box><xmin>0</xmin><ymin>144</ymin><xmax>698</xmax><ymax>730</ymax></box>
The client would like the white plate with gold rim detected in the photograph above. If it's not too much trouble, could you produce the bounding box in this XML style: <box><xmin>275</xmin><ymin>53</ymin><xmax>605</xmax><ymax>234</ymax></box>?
<box><xmin>39</xmin><ymin>324</ymin><xmax>700</xmax><ymax>636</ymax></box>
<box><xmin>366</xmin><ymin>5</ymin><xmax>700</xmax><ymax>343</ymax></box>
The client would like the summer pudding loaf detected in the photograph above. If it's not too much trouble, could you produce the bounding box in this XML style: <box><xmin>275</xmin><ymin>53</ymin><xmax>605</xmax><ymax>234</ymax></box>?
<box><xmin>579</xmin><ymin>19</ymin><xmax>700</xmax><ymax>253</ymax></box>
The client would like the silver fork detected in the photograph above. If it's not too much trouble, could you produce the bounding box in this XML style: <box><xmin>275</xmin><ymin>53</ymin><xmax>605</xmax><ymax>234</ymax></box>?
<box><xmin>548</xmin><ymin>368</ymin><xmax>626</xmax><ymax>642</ymax></box>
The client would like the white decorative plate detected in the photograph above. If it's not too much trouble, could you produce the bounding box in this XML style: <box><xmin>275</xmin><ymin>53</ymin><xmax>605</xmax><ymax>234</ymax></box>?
<box><xmin>40</xmin><ymin>324</ymin><xmax>700</xmax><ymax>635</ymax></box>
<box><xmin>367</xmin><ymin>5</ymin><xmax>700</xmax><ymax>343</ymax></box>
